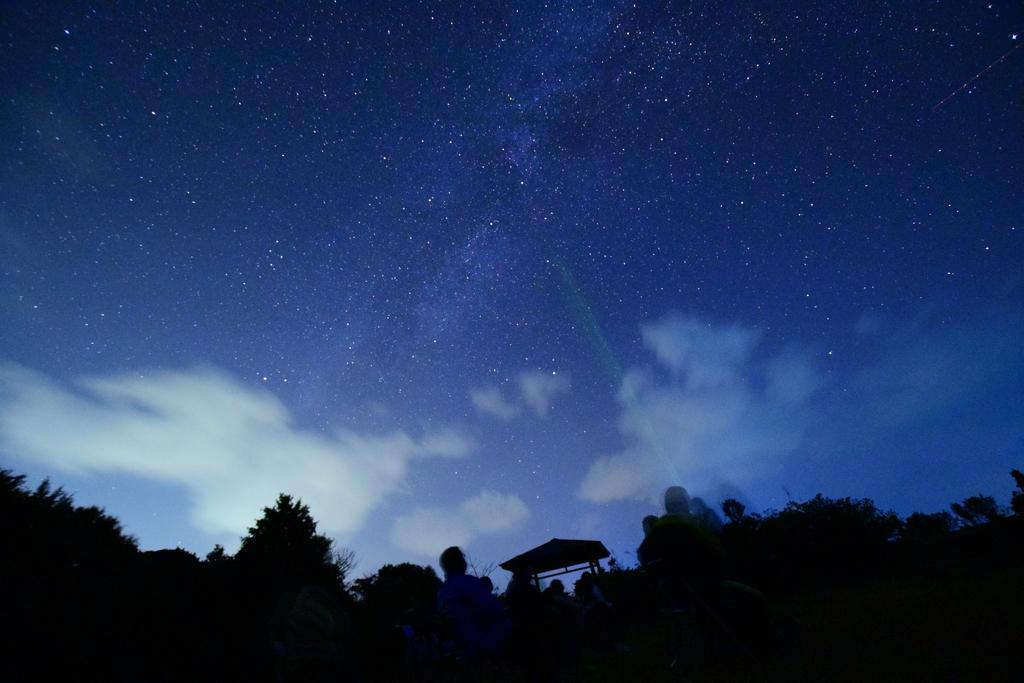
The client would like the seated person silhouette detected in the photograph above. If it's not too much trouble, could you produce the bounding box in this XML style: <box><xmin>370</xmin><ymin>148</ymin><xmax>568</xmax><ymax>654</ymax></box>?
<box><xmin>574</xmin><ymin>571</ymin><xmax>614</xmax><ymax>647</ymax></box>
<box><xmin>543</xmin><ymin>579</ymin><xmax>579</xmax><ymax>617</ymax></box>
<box><xmin>638</xmin><ymin>487</ymin><xmax>726</xmax><ymax>600</ymax></box>
<box><xmin>642</xmin><ymin>487</ymin><xmax>773</xmax><ymax>650</ymax></box>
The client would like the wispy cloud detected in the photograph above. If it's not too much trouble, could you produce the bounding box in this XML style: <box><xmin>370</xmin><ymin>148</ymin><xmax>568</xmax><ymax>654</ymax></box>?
<box><xmin>471</xmin><ymin>371</ymin><xmax>570</xmax><ymax>420</ymax></box>
<box><xmin>579</xmin><ymin>314</ymin><xmax>820</xmax><ymax>503</ymax></box>
<box><xmin>579</xmin><ymin>308</ymin><xmax>1024</xmax><ymax>508</ymax></box>
<box><xmin>469</xmin><ymin>385</ymin><xmax>521</xmax><ymax>421</ymax></box>
<box><xmin>0</xmin><ymin>364</ymin><xmax>472</xmax><ymax>545</ymax></box>
<box><xmin>518</xmin><ymin>370</ymin><xmax>570</xmax><ymax>418</ymax></box>
<box><xmin>640</xmin><ymin>314</ymin><xmax>761</xmax><ymax>390</ymax></box>
<box><xmin>390</xmin><ymin>489</ymin><xmax>529</xmax><ymax>558</ymax></box>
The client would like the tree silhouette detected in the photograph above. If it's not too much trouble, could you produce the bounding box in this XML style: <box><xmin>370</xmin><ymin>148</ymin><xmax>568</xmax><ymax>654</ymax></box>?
<box><xmin>0</xmin><ymin>469</ymin><xmax>140</xmax><ymax>680</ymax></box>
<box><xmin>753</xmin><ymin>494</ymin><xmax>901</xmax><ymax>587</ymax></box>
<box><xmin>722</xmin><ymin>498</ymin><xmax>747</xmax><ymax>525</ymax></box>
<box><xmin>1010</xmin><ymin>469</ymin><xmax>1024</xmax><ymax>517</ymax></box>
<box><xmin>205</xmin><ymin>543</ymin><xmax>229</xmax><ymax>562</ymax></box>
<box><xmin>235</xmin><ymin>494</ymin><xmax>347</xmax><ymax>591</ymax></box>
<box><xmin>333</xmin><ymin>547</ymin><xmax>357</xmax><ymax>583</ymax></box>
<box><xmin>950</xmin><ymin>495</ymin><xmax>1003</xmax><ymax>527</ymax></box>
<box><xmin>0</xmin><ymin>469</ymin><xmax>137</xmax><ymax>575</ymax></box>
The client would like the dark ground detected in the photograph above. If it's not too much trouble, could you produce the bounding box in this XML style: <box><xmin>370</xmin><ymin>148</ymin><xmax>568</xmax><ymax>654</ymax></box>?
<box><xmin>580</xmin><ymin>568</ymin><xmax>1022</xmax><ymax>682</ymax></box>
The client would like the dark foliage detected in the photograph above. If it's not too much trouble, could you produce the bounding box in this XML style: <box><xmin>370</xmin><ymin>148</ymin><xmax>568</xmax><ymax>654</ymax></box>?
<box><xmin>236</xmin><ymin>493</ymin><xmax>347</xmax><ymax>592</ymax></box>
<box><xmin>0</xmin><ymin>469</ymin><xmax>138</xmax><ymax>567</ymax></box>
<box><xmin>205</xmin><ymin>542</ymin><xmax>229</xmax><ymax>562</ymax></box>
<box><xmin>1013</xmin><ymin>469</ymin><xmax>1024</xmax><ymax>516</ymax></box>
<box><xmin>718</xmin><ymin>471</ymin><xmax>1024</xmax><ymax>594</ymax></box>
<box><xmin>0</xmin><ymin>469</ymin><xmax>138</xmax><ymax>679</ymax></box>
<box><xmin>349</xmin><ymin>563</ymin><xmax>443</xmax><ymax>679</ymax></box>
<box><xmin>0</xmin><ymin>470</ymin><xmax>364</xmax><ymax>681</ymax></box>
<box><xmin>902</xmin><ymin>511</ymin><xmax>956</xmax><ymax>543</ymax></box>
<box><xmin>721</xmin><ymin>493</ymin><xmax>901</xmax><ymax>590</ymax></box>
<box><xmin>2</xmin><ymin>465</ymin><xmax>1022</xmax><ymax>680</ymax></box>
<box><xmin>353</xmin><ymin>562</ymin><xmax>441</xmax><ymax>628</ymax></box>
<box><xmin>721</xmin><ymin>497</ymin><xmax>747</xmax><ymax>525</ymax></box>
<box><xmin>950</xmin><ymin>494</ymin><xmax>1004</xmax><ymax>527</ymax></box>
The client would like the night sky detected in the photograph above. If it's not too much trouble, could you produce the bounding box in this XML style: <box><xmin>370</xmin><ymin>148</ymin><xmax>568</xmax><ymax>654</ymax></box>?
<box><xmin>2</xmin><ymin>2</ymin><xmax>1022</xmax><ymax>575</ymax></box>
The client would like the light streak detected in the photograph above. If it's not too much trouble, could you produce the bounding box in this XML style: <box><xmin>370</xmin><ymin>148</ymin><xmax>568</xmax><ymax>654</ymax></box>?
<box><xmin>552</xmin><ymin>257</ymin><xmax>682</xmax><ymax>485</ymax></box>
<box><xmin>932</xmin><ymin>39</ymin><xmax>1023</xmax><ymax>112</ymax></box>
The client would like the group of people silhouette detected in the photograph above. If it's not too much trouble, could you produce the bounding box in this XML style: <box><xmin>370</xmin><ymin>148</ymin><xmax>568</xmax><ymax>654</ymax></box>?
<box><xmin>365</xmin><ymin>484</ymin><xmax>760</xmax><ymax>679</ymax></box>
<box><xmin>428</xmin><ymin>545</ymin><xmax>617</xmax><ymax>678</ymax></box>
<box><xmin>268</xmin><ymin>484</ymin><xmax>769</xmax><ymax>681</ymax></box>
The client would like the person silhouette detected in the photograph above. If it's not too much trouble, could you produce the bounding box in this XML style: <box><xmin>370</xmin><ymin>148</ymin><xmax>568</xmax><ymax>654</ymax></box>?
<box><xmin>638</xmin><ymin>488</ymin><xmax>725</xmax><ymax>595</ymax></box>
<box><xmin>574</xmin><ymin>571</ymin><xmax>614</xmax><ymax>648</ymax></box>
<box><xmin>504</xmin><ymin>568</ymin><xmax>546</xmax><ymax>671</ymax></box>
<box><xmin>665</xmin><ymin>486</ymin><xmax>691</xmax><ymax>517</ymax></box>
<box><xmin>436</xmin><ymin>546</ymin><xmax>508</xmax><ymax>658</ymax></box>
<box><xmin>664</xmin><ymin>485</ymin><xmax>723</xmax><ymax>532</ymax></box>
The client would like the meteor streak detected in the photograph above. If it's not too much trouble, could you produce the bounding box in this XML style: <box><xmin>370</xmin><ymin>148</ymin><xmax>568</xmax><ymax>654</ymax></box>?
<box><xmin>932</xmin><ymin>38</ymin><xmax>1023</xmax><ymax>112</ymax></box>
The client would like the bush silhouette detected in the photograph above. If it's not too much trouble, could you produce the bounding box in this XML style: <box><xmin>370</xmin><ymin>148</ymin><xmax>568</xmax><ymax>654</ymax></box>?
<box><xmin>723</xmin><ymin>494</ymin><xmax>901</xmax><ymax>589</ymax></box>
<box><xmin>902</xmin><ymin>511</ymin><xmax>956</xmax><ymax>543</ymax></box>
<box><xmin>353</xmin><ymin>562</ymin><xmax>441</xmax><ymax>628</ymax></box>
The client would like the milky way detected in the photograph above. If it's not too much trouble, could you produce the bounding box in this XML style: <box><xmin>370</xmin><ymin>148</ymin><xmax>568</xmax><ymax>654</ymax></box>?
<box><xmin>1</xmin><ymin>1</ymin><xmax>1022</xmax><ymax>572</ymax></box>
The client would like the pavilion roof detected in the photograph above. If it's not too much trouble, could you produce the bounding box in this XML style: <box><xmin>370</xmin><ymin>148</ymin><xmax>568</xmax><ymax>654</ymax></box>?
<box><xmin>499</xmin><ymin>538</ymin><xmax>610</xmax><ymax>576</ymax></box>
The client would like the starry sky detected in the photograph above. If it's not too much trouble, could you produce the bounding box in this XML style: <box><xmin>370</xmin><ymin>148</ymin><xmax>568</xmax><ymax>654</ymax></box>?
<box><xmin>1</xmin><ymin>1</ymin><xmax>1022</xmax><ymax>575</ymax></box>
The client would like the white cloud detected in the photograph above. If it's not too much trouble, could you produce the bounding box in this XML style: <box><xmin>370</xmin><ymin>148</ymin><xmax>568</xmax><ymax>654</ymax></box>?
<box><xmin>577</xmin><ymin>446</ymin><xmax>659</xmax><ymax>503</ymax></box>
<box><xmin>390</xmin><ymin>489</ymin><xmax>529</xmax><ymax>558</ymax></box>
<box><xmin>469</xmin><ymin>385</ymin><xmax>520</xmax><ymax>420</ymax></box>
<box><xmin>640</xmin><ymin>314</ymin><xmax>761</xmax><ymax>389</ymax></box>
<box><xmin>0</xmin><ymin>363</ymin><xmax>472</xmax><ymax>544</ymax></box>
<box><xmin>581</xmin><ymin>308</ymin><xmax>1024</xmax><ymax>510</ymax></box>
<box><xmin>417</xmin><ymin>428</ymin><xmax>475</xmax><ymax>459</ymax></box>
<box><xmin>471</xmin><ymin>372</ymin><xmax>571</xmax><ymax>420</ymax></box>
<box><xmin>579</xmin><ymin>315</ymin><xmax>820</xmax><ymax>503</ymax></box>
<box><xmin>518</xmin><ymin>370</ymin><xmax>570</xmax><ymax>418</ymax></box>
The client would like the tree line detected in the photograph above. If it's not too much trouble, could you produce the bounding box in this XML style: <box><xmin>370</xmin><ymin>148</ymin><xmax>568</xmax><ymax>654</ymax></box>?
<box><xmin>1</xmin><ymin>466</ymin><xmax>1021</xmax><ymax>680</ymax></box>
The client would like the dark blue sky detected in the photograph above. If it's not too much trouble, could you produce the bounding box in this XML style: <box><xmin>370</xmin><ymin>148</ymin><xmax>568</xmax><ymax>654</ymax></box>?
<box><xmin>1</xmin><ymin>1</ymin><xmax>1022</xmax><ymax>574</ymax></box>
